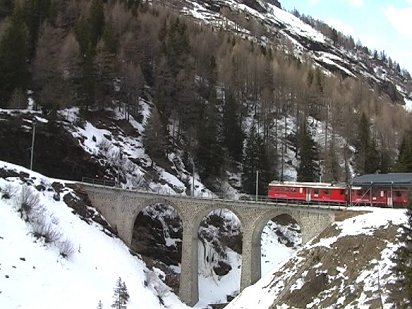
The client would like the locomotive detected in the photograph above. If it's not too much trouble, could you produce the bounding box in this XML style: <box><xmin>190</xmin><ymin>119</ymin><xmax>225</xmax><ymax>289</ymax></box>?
<box><xmin>267</xmin><ymin>173</ymin><xmax>412</xmax><ymax>207</ymax></box>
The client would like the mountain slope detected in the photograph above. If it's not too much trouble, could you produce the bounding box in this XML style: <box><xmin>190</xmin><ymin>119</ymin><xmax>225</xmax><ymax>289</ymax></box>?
<box><xmin>176</xmin><ymin>0</ymin><xmax>411</xmax><ymax>104</ymax></box>
<box><xmin>226</xmin><ymin>208</ymin><xmax>407</xmax><ymax>308</ymax></box>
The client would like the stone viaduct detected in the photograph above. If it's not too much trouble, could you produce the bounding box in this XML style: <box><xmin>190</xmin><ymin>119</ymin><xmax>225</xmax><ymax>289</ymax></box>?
<box><xmin>78</xmin><ymin>183</ymin><xmax>336</xmax><ymax>306</ymax></box>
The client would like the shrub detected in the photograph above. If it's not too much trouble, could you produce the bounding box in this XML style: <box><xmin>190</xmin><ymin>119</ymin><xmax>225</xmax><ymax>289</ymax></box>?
<box><xmin>1</xmin><ymin>183</ymin><xmax>17</xmax><ymax>199</ymax></box>
<box><xmin>57</xmin><ymin>239</ymin><xmax>75</xmax><ymax>258</ymax></box>
<box><xmin>18</xmin><ymin>185</ymin><xmax>40</xmax><ymax>221</ymax></box>
<box><xmin>98</xmin><ymin>138</ymin><xmax>112</xmax><ymax>153</ymax></box>
<box><xmin>32</xmin><ymin>218</ymin><xmax>62</xmax><ymax>244</ymax></box>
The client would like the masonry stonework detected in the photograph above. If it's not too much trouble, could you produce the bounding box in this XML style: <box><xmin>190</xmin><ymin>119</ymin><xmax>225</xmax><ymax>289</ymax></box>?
<box><xmin>79</xmin><ymin>184</ymin><xmax>335</xmax><ymax>306</ymax></box>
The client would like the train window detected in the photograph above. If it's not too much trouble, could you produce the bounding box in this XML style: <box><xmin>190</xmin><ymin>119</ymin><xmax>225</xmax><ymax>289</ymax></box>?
<box><xmin>291</xmin><ymin>187</ymin><xmax>297</xmax><ymax>192</ymax></box>
<box><xmin>395</xmin><ymin>191</ymin><xmax>402</xmax><ymax>197</ymax></box>
<box><xmin>341</xmin><ymin>189</ymin><xmax>346</xmax><ymax>196</ymax></box>
<box><xmin>323</xmin><ymin>189</ymin><xmax>330</xmax><ymax>195</ymax></box>
<box><xmin>299</xmin><ymin>188</ymin><xmax>303</xmax><ymax>193</ymax></box>
<box><xmin>380</xmin><ymin>191</ymin><xmax>384</xmax><ymax>197</ymax></box>
<box><xmin>314</xmin><ymin>188</ymin><xmax>319</xmax><ymax>195</ymax></box>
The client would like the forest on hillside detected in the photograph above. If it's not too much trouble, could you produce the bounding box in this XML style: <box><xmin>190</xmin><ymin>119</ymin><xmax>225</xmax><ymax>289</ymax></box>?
<box><xmin>0</xmin><ymin>0</ymin><xmax>412</xmax><ymax>194</ymax></box>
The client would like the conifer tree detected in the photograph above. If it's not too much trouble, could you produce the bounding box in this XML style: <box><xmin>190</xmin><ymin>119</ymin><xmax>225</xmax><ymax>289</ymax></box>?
<box><xmin>89</xmin><ymin>0</ymin><xmax>105</xmax><ymax>47</ymax></box>
<box><xmin>0</xmin><ymin>2</ymin><xmax>29</xmax><ymax>106</ymax></box>
<box><xmin>97</xmin><ymin>300</ymin><xmax>103</xmax><ymax>309</ymax></box>
<box><xmin>394</xmin><ymin>130</ymin><xmax>412</xmax><ymax>172</ymax></box>
<box><xmin>196</xmin><ymin>88</ymin><xmax>223</xmax><ymax>181</ymax></box>
<box><xmin>24</xmin><ymin>0</ymin><xmax>52</xmax><ymax>59</ymax></box>
<box><xmin>0</xmin><ymin>0</ymin><xmax>13</xmax><ymax>18</ymax></box>
<box><xmin>391</xmin><ymin>191</ymin><xmax>412</xmax><ymax>306</ymax></box>
<box><xmin>111</xmin><ymin>277</ymin><xmax>129</xmax><ymax>309</ymax></box>
<box><xmin>144</xmin><ymin>106</ymin><xmax>168</xmax><ymax>167</ymax></box>
<box><xmin>297</xmin><ymin>122</ymin><xmax>320</xmax><ymax>182</ymax></box>
<box><xmin>242</xmin><ymin>124</ymin><xmax>270</xmax><ymax>195</ymax></box>
<box><xmin>223</xmin><ymin>91</ymin><xmax>243</xmax><ymax>162</ymax></box>
<box><xmin>323</xmin><ymin>136</ymin><xmax>340</xmax><ymax>182</ymax></box>
<box><xmin>354</xmin><ymin>112</ymin><xmax>380</xmax><ymax>174</ymax></box>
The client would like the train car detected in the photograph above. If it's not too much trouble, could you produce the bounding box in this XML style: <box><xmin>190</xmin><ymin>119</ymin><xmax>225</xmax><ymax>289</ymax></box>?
<box><xmin>351</xmin><ymin>173</ymin><xmax>412</xmax><ymax>207</ymax></box>
<box><xmin>268</xmin><ymin>173</ymin><xmax>412</xmax><ymax>207</ymax></box>
<box><xmin>350</xmin><ymin>187</ymin><xmax>388</xmax><ymax>206</ymax></box>
<box><xmin>268</xmin><ymin>181</ymin><xmax>349</xmax><ymax>205</ymax></box>
<box><xmin>392</xmin><ymin>189</ymin><xmax>409</xmax><ymax>207</ymax></box>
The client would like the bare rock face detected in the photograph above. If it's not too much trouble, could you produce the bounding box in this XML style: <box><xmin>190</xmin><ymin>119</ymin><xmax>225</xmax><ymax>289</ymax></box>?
<box><xmin>213</xmin><ymin>260</ymin><xmax>232</xmax><ymax>276</ymax></box>
<box><xmin>0</xmin><ymin>112</ymin><xmax>107</xmax><ymax>181</ymax></box>
<box><xmin>265</xmin><ymin>0</ymin><xmax>281</xmax><ymax>8</ymax></box>
<box><xmin>131</xmin><ymin>204</ymin><xmax>183</xmax><ymax>266</ymax></box>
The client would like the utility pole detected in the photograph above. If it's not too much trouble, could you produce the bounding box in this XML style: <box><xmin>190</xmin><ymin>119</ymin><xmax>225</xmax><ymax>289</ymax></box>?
<box><xmin>255</xmin><ymin>170</ymin><xmax>259</xmax><ymax>201</ymax></box>
<box><xmin>192</xmin><ymin>158</ymin><xmax>195</xmax><ymax>197</ymax></box>
<box><xmin>281</xmin><ymin>142</ymin><xmax>284</xmax><ymax>182</ymax></box>
<box><xmin>30</xmin><ymin>121</ymin><xmax>36</xmax><ymax>170</ymax></box>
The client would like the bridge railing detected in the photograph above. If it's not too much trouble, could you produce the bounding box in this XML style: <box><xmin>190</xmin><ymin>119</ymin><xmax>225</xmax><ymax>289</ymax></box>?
<box><xmin>81</xmin><ymin>177</ymin><xmax>117</xmax><ymax>188</ymax></box>
<box><xmin>80</xmin><ymin>177</ymin><xmax>347</xmax><ymax>210</ymax></box>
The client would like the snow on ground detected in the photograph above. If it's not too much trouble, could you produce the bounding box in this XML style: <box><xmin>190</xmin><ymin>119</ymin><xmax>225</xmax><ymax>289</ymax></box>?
<box><xmin>196</xmin><ymin>247</ymin><xmax>241</xmax><ymax>308</ymax></box>
<box><xmin>404</xmin><ymin>98</ymin><xmax>412</xmax><ymax>112</ymax></box>
<box><xmin>0</xmin><ymin>161</ymin><xmax>188</xmax><ymax>309</ymax></box>
<box><xmin>261</xmin><ymin>221</ymin><xmax>301</xmax><ymax>276</ymax></box>
<box><xmin>309</xmin><ymin>207</ymin><xmax>406</xmax><ymax>249</ymax></box>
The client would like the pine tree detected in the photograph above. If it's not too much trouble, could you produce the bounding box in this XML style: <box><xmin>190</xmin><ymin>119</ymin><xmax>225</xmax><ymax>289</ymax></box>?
<box><xmin>391</xmin><ymin>191</ymin><xmax>412</xmax><ymax>306</ymax></box>
<box><xmin>24</xmin><ymin>0</ymin><xmax>52</xmax><ymax>59</ymax></box>
<box><xmin>111</xmin><ymin>277</ymin><xmax>129</xmax><ymax>309</ymax></box>
<box><xmin>97</xmin><ymin>300</ymin><xmax>103</xmax><ymax>309</ymax></box>
<box><xmin>89</xmin><ymin>0</ymin><xmax>105</xmax><ymax>47</ymax></box>
<box><xmin>323</xmin><ymin>135</ymin><xmax>340</xmax><ymax>182</ymax></box>
<box><xmin>242</xmin><ymin>124</ymin><xmax>270</xmax><ymax>195</ymax></box>
<box><xmin>143</xmin><ymin>106</ymin><xmax>168</xmax><ymax>167</ymax></box>
<box><xmin>222</xmin><ymin>91</ymin><xmax>243</xmax><ymax>162</ymax></box>
<box><xmin>354</xmin><ymin>113</ymin><xmax>382</xmax><ymax>174</ymax></box>
<box><xmin>394</xmin><ymin>130</ymin><xmax>412</xmax><ymax>172</ymax></box>
<box><xmin>243</xmin><ymin>124</ymin><xmax>259</xmax><ymax>194</ymax></box>
<box><xmin>0</xmin><ymin>0</ymin><xmax>13</xmax><ymax>18</ymax></box>
<box><xmin>364</xmin><ymin>137</ymin><xmax>380</xmax><ymax>173</ymax></box>
<box><xmin>196</xmin><ymin>88</ymin><xmax>223</xmax><ymax>181</ymax></box>
<box><xmin>0</xmin><ymin>2</ymin><xmax>29</xmax><ymax>106</ymax></box>
<box><xmin>297</xmin><ymin>122</ymin><xmax>320</xmax><ymax>182</ymax></box>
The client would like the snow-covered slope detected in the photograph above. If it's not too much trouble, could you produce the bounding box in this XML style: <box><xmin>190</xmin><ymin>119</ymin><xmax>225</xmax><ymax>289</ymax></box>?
<box><xmin>0</xmin><ymin>161</ymin><xmax>189</xmax><ymax>309</ymax></box>
<box><xmin>176</xmin><ymin>0</ymin><xmax>411</xmax><ymax>104</ymax></box>
<box><xmin>226</xmin><ymin>208</ymin><xmax>407</xmax><ymax>308</ymax></box>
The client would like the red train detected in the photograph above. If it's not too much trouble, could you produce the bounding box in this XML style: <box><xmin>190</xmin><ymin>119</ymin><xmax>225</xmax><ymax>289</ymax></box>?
<box><xmin>267</xmin><ymin>181</ymin><xmax>410</xmax><ymax>207</ymax></box>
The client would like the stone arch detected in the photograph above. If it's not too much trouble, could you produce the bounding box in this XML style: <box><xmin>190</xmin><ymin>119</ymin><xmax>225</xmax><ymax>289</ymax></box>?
<box><xmin>252</xmin><ymin>209</ymin><xmax>305</xmax><ymax>247</ymax></box>
<box><xmin>130</xmin><ymin>197</ymin><xmax>184</xmax><ymax>294</ymax></box>
<box><xmin>189</xmin><ymin>204</ymin><xmax>248</xmax><ymax>236</ymax></box>
<box><xmin>258</xmin><ymin>212</ymin><xmax>303</xmax><ymax>277</ymax></box>
<box><xmin>244</xmin><ymin>209</ymin><xmax>304</xmax><ymax>283</ymax></box>
<box><xmin>194</xmin><ymin>205</ymin><xmax>244</xmax><ymax>305</ymax></box>
<box><xmin>129</xmin><ymin>197</ymin><xmax>184</xmax><ymax>228</ymax></box>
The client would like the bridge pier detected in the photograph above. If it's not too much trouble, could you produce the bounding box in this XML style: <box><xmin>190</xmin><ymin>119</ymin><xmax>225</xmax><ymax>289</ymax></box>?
<box><xmin>240</xmin><ymin>223</ymin><xmax>261</xmax><ymax>290</ymax></box>
<box><xmin>179</xmin><ymin>220</ymin><xmax>199</xmax><ymax>306</ymax></box>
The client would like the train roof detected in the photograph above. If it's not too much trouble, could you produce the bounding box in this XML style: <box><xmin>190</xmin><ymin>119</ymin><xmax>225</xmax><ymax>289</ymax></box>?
<box><xmin>268</xmin><ymin>181</ymin><xmax>348</xmax><ymax>189</ymax></box>
<box><xmin>351</xmin><ymin>173</ymin><xmax>412</xmax><ymax>187</ymax></box>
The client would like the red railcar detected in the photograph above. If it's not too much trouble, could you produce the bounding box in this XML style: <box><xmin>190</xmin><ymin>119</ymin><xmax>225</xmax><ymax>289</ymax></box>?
<box><xmin>268</xmin><ymin>180</ymin><xmax>410</xmax><ymax>207</ymax></box>
<box><xmin>350</xmin><ymin>187</ymin><xmax>409</xmax><ymax>207</ymax></box>
<box><xmin>268</xmin><ymin>182</ymin><xmax>349</xmax><ymax>205</ymax></box>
